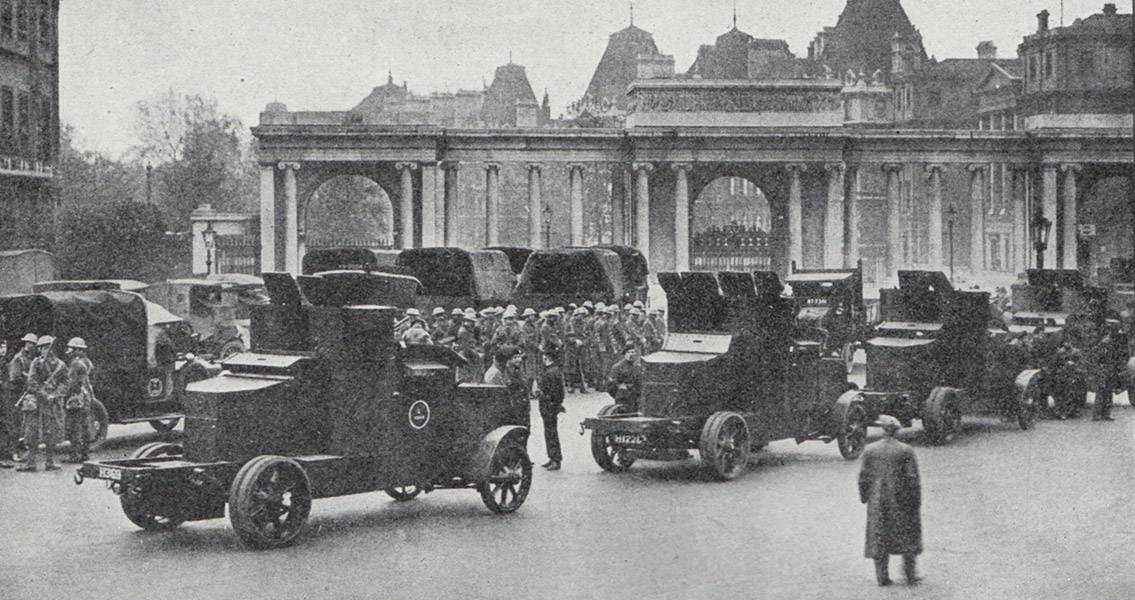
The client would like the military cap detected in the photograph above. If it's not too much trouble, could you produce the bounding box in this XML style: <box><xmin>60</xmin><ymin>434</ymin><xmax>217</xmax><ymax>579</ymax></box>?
<box><xmin>595</xmin><ymin>302</ymin><xmax>607</xmax><ymax>310</ymax></box>
<box><xmin>66</xmin><ymin>337</ymin><xmax>88</xmax><ymax>349</ymax></box>
<box><xmin>878</xmin><ymin>415</ymin><xmax>902</xmax><ymax>432</ymax></box>
<box><xmin>573</xmin><ymin>307</ymin><xmax>588</xmax><ymax>316</ymax></box>
<box><xmin>623</xmin><ymin>303</ymin><xmax>633</xmax><ymax>311</ymax></box>
<box><xmin>406</xmin><ymin>308</ymin><xmax>421</xmax><ymax>317</ymax></box>
<box><xmin>479</xmin><ymin>307</ymin><xmax>494</xmax><ymax>316</ymax></box>
<box><xmin>506</xmin><ymin>304</ymin><xmax>518</xmax><ymax>313</ymax></box>
<box><xmin>583</xmin><ymin>300</ymin><xmax>594</xmax><ymax>309</ymax></box>
<box><xmin>451</xmin><ymin>307</ymin><xmax>464</xmax><ymax>316</ymax></box>
<box><xmin>503</xmin><ymin>309</ymin><xmax>518</xmax><ymax>319</ymax></box>
<box><xmin>464</xmin><ymin>307</ymin><xmax>477</xmax><ymax>316</ymax></box>
<box><xmin>632</xmin><ymin>300</ymin><xmax>644</xmax><ymax>309</ymax></box>
<box><xmin>432</xmin><ymin>307</ymin><xmax>445</xmax><ymax>316</ymax></box>
<box><xmin>568</xmin><ymin>303</ymin><xmax>578</xmax><ymax>311</ymax></box>
<box><xmin>37</xmin><ymin>335</ymin><xmax>55</xmax><ymax>346</ymax></box>
<box><xmin>629</xmin><ymin>307</ymin><xmax>642</xmax><ymax>315</ymax></box>
<box><xmin>21</xmin><ymin>333</ymin><xmax>38</xmax><ymax>343</ymax></box>
<box><xmin>522</xmin><ymin>308</ymin><xmax>537</xmax><ymax>317</ymax></box>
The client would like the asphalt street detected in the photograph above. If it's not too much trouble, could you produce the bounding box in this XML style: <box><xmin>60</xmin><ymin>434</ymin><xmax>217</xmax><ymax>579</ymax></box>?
<box><xmin>1</xmin><ymin>381</ymin><xmax>1133</xmax><ymax>600</ymax></box>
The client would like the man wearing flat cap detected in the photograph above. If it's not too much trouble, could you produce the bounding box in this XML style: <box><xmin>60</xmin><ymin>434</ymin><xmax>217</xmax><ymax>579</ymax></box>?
<box><xmin>858</xmin><ymin>415</ymin><xmax>923</xmax><ymax>586</ymax></box>
<box><xmin>606</xmin><ymin>344</ymin><xmax>644</xmax><ymax>412</ymax></box>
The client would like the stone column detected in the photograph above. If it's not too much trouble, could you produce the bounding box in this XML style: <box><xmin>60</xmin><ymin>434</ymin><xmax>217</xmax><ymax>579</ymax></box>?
<box><xmin>420</xmin><ymin>163</ymin><xmax>437</xmax><ymax>247</ymax></box>
<box><xmin>527</xmin><ymin>163</ymin><xmax>543</xmax><ymax>247</ymax></box>
<box><xmin>786</xmin><ymin>163</ymin><xmax>806</xmax><ymax>269</ymax></box>
<box><xmin>259</xmin><ymin>164</ymin><xmax>276</xmax><ymax>271</ymax></box>
<box><xmin>397</xmin><ymin>162</ymin><xmax>417</xmax><ymax>249</ymax></box>
<box><xmin>672</xmin><ymin>163</ymin><xmax>691</xmax><ymax>272</ymax></box>
<box><xmin>1011</xmin><ymin>166</ymin><xmax>1029</xmax><ymax>272</ymax></box>
<box><xmin>1061</xmin><ymin>163</ymin><xmax>1081</xmax><ymax>269</ymax></box>
<box><xmin>883</xmin><ymin>163</ymin><xmax>903</xmax><ymax>273</ymax></box>
<box><xmin>845</xmin><ymin>166</ymin><xmax>860</xmax><ymax>268</ymax></box>
<box><xmin>569</xmin><ymin>164</ymin><xmax>584</xmax><ymax>246</ymax></box>
<box><xmin>611</xmin><ymin>166</ymin><xmax>626</xmax><ymax>246</ymax></box>
<box><xmin>278</xmin><ymin>161</ymin><xmax>300</xmax><ymax>274</ymax></box>
<box><xmin>824</xmin><ymin>162</ymin><xmax>846</xmax><ymax>269</ymax></box>
<box><xmin>925</xmin><ymin>164</ymin><xmax>945</xmax><ymax>270</ymax></box>
<box><xmin>633</xmin><ymin>163</ymin><xmax>653</xmax><ymax>255</ymax></box>
<box><xmin>442</xmin><ymin>161</ymin><xmax>459</xmax><ymax>246</ymax></box>
<box><xmin>1042</xmin><ymin>164</ymin><xmax>1058</xmax><ymax>269</ymax></box>
<box><xmin>968</xmin><ymin>164</ymin><xmax>987</xmax><ymax>276</ymax></box>
<box><xmin>485</xmin><ymin>163</ymin><xmax>503</xmax><ymax>246</ymax></box>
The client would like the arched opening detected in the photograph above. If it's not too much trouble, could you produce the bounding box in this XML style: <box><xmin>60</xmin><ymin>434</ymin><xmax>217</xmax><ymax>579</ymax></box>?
<box><xmin>304</xmin><ymin>175</ymin><xmax>394</xmax><ymax>252</ymax></box>
<box><xmin>1078</xmin><ymin>175</ymin><xmax>1132</xmax><ymax>277</ymax></box>
<box><xmin>691</xmin><ymin>176</ymin><xmax>773</xmax><ymax>272</ymax></box>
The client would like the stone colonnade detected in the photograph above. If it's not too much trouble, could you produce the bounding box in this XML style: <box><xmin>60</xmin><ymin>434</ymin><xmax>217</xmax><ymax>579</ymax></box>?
<box><xmin>259</xmin><ymin>158</ymin><xmax>1088</xmax><ymax>279</ymax></box>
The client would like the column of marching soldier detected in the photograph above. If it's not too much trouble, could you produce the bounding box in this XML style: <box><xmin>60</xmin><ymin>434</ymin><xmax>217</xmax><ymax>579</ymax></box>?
<box><xmin>395</xmin><ymin>300</ymin><xmax>665</xmax><ymax>470</ymax></box>
<box><xmin>0</xmin><ymin>335</ymin><xmax>96</xmax><ymax>471</ymax></box>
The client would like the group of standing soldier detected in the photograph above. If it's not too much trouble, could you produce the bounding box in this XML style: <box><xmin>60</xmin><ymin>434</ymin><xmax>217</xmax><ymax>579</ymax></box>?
<box><xmin>1</xmin><ymin>334</ymin><xmax>96</xmax><ymax>471</ymax></box>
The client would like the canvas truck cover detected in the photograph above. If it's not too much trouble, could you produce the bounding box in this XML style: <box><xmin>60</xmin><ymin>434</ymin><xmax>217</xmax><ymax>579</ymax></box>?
<box><xmin>0</xmin><ymin>249</ymin><xmax>57</xmax><ymax>294</ymax></box>
<box><xmin>398</xmin><ymin>248</ymin><xmax>514</xmax><ymax>307</ymax></box>
<box><xmin>297</xmin><ymin>270</ymin><xmax>422</xmax><ymax>309</ymax></box>
<box><xmin>484</xmin><ymin>246</ymin><xmax>534</xmax><ymax>276</ymax></box>
<box><xmin>593</xmin><ymin>244</ymin><xmax>649</xmax><ymax>299</ymax></box>
<box><xmin>513</xmin><ymin>248</ymin><xmax>624</xmax><ymax>307</ymax></box>
<box><xmin>302</xmin><ymin>247</ymin><xmax>403</xmax><ymax>275</ymax></box>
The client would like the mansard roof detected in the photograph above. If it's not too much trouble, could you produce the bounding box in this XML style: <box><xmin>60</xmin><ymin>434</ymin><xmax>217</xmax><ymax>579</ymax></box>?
<box><xmin>582</xmin><ymin>24</ymin><xmax>661</xmax><ymax>109</ymax></box>
<box><xmin>819</xmin><ymin>0</ymin><xmax>926</xmax><ymax>74</ymax></box>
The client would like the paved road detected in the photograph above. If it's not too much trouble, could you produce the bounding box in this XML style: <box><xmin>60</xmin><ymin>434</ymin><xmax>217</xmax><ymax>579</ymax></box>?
<box><xmin>1</xmin><ymin>389</ymin><xmax>1133</xmax><ymax>600</ymax></box>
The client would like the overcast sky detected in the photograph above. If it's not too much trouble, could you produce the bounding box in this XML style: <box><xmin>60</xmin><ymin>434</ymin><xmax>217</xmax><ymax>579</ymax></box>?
<box><xmin>60</xmin><ymin>0</ymin><xmax>1112</xmax><ymax>157</ymax></box>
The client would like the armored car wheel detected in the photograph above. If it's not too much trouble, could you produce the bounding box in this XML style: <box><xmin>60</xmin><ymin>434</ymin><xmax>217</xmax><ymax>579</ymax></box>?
<box><xmin>923</xmin><ymin>387</ymin><xmax>963</xmax><ymax>445</ymax></box>
<box><xmin>478</xmin><ymin>442</ymin><xmax>532</xmax><ymax>514</ymax></box>
<box><xmin>120</xmin><ymin>442</ymin><xmax>185</xmax><ymax>531</ymax></box>
<box><xmin>590</xmin><ymin>403</ymin><xmax>637</xmax><ymax>473</ymax></box>
<box><xmin>384</xmin><ymin>485</ymin><xmax>422</xmax><ymax>502</ymax></box>
<box><xmin>229</xmin><ymin>456</ymin><xmax>313</xmax><ymax>549</ymax></box>
<box><xmin>149</xmin><ymin>418</ymin><xmax>181</xmax><ymax>433</ymax></box>
<box><xmin>88</xmin><ymin>398</ymin><xmax>109</xmax><ymax>451</ymax></box>
<box><xmin>699</xmin><ymin>412</ymin><xmax>750</xmax><ymax>481</ymax></box>
<box><xmin>836</xmin><ymin>395</ymin><xmax>868</xmax><ymax>460</ymax></box>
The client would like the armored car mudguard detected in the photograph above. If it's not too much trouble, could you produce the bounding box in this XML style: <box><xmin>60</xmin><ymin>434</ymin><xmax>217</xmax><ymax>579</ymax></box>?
<box><xmin>76</xmin><ymin>271</ymin><xmax>531</xmax><ymax>549</ymax></box>
<box><xmin>581</xmin><ymin>270</ymin><xmax>863</xmax><ymax>481</ymax></box>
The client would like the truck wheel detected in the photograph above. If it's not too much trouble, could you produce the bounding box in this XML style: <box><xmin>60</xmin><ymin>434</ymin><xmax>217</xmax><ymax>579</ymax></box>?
<box><xmin>88</xmin><ymin>398</ymin><xmax>109</xmax><ymax>451</ymax></box>
<box><xmin>218</xmin><ymin>339</ymin><xmax>245</xmax><ymax>360</ymax></box>
<box><xmin>384</xmin><ymin>485</ymin><xmax>422</xmax><ymax>502</ymax></box>
<box><xmin>590</xmin><ymin>403</ymin><xmax>636</xmax><ymax>473</ymax></box>
<box><xmin>478</xmin><ymin>442</ymin><xmax>532</xmax><ymax>514</ymax></box>
<box><xmin>837</xmin><ymin>401</ymin><xmax>868</xmax><ymax>460</ymax></box>
<box><xmin>120</xmin><ymin>442</ymin><xmax>185</xmax><ymax>531</ymax></box>
<box><xmin>699</xmin><ymin>412</ymin><xmax>750</xmax><ymax>481</ymax></box>
<box><xmin>229</xmin><ymin>456</ymin><xmax>312</xmax><ymax>549</ymax></box>
<box><xmin>149</xmin><ymin>418</ymin><xmax>181</xmax><ymax>433</ymax></box>
<box><xmin>923</xmin><ymin>387</ymin><xmax>963</xmax><ymax>445</ymax></box>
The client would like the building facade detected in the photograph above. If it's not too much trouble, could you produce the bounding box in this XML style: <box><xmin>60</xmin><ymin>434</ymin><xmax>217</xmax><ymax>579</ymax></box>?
<box><xmin>0</xmin><ymin>0</ymin><xmax>58</xmax><ymax>251</ymax></box>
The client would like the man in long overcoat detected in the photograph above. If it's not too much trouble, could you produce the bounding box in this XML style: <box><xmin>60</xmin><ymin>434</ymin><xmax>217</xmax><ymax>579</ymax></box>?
<box><xmin>858</xmin><ymin>415</ymin><xmax>922</xmax><ymax>586</ymax></box>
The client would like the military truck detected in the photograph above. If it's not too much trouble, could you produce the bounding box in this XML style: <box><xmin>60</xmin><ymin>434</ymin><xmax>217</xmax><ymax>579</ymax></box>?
<box><xmin>785</xmin><ymin>261</ymin><xmax>866</xmax><ymax>373</ymax></box>
<box><xmin>580</xmin><ymin>270</ymin><xmax>864</xmax><ymax>481</ymax></box>
<box><xmin>75</xmin><ymin>271</ymin><xmax>532</xmax><ymax>549</ymax></box>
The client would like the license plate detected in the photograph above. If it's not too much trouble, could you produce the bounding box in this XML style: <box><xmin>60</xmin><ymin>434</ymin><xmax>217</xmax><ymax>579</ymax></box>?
<box><xmin>98</xmin><ymin>466</ymin><xmax>123</xmax><ymax>481</ymax></box>
<box><xmin>612</xmin><ymin>433</ymin><xmax>646</xmax><ymax>445</ymax></box>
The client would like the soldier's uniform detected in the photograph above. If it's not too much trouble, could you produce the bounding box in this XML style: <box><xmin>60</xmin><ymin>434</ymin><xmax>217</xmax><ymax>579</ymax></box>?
<box><xmin>1088</xmin><ymin>323</ymin><xmax>1125</xmax><ymax>421</ymax></box>
<box><xmin>520</xmin><ymin>309</ymin><xmax>542</xmax><ymax>381</ymax></box>
<box><xmin>606</xmin><ymin>348</ymin><xmax>644</xmax><ymax>412</ymax></box>
<box><xmin>19</xmin><ymin>338</ymin><xmax>68</xmax><ymax>472</ymax></box>
<box><xmin>453</xmin><ymin>318</ymin><xmax>484</xmax><ymax>383</ymax></box>
<box><xmin>63</xmin><ymin>339</ymin><xmax>95</xmax><ymax>463</ymax></box>
<box><xmin>592</xmin><ymin>310</ymin><xmax>617</xmax><ymax>386</ymax></box>
<box><xmin>564</xmin><ymin>308</ymin><xmax>590</xmax><ymax>393</ymax></box>
<box><xmin>6</xmin><ymin>336</ymin><xmax>37</xmax><ymax>461</ymax></box>
<box><xmin>399</xmin><ymin>321</ymin><xmax>434</xmax><ymax>347</ymax></box>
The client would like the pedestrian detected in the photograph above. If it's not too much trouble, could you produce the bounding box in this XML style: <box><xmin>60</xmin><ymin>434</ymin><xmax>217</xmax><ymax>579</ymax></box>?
<box><xmin>62</xmin><ymin>338</ymin><xmax>95</xmax><ymax>463</ymax></box>
<box><xmin>1088</xmin><ymin>321</ymin><xmax>1125</xmax><ymax>421</ymax></box>
<box><xmin>606</xmin><ymin>343</ymin><xmax>644</xmax><ymax>412</ymax></box>
<box><xmin>858</xmin><ymin>415</ymin><xmax>923</xmax><ymax>586</ymax></box>
<box><xmin>7</xmin><ymin>333</ymin><xmax>38</xmax><ymax>463</ymax></box>
<box><xmin>535</xmin><ymin>348</ymin><xmax>565</xmax><ymax>470</ymax></box>
<box><xmin>0</xmin><ymin>339</ymin><xmax>12</xmax><ymax>468</ymax></box>
<box><xmin>18</xmin><ymin>335</ymin><xmax>68</xmax><ymax>473</ymax></box>
<box><xmin>484</xmin><ymin>345</ymin><xmax>530</xmax><ymax>430</ymax></box>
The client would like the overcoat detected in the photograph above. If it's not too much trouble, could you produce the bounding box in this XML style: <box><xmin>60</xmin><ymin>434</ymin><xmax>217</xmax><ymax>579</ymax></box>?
<box><xmin>858</xmin><ymin>437</ymin><xmax>923</xmax><ymax>558</ymax></box>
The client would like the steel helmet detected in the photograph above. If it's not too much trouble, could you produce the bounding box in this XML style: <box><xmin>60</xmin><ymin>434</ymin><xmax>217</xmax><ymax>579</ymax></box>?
<box><xmin>36</xmin><ymin>335</ymin><xmax>55</xmax><ymax>346</ymax></box>
<box><xmin>21</xmin><ymin>333</ymin><xmax>38</xmax><ymax>344</ymax></box>
<box><xmin>67</xmin><ymin>337</ymin><xmax>88</xmax><ymax>350</ymax></box>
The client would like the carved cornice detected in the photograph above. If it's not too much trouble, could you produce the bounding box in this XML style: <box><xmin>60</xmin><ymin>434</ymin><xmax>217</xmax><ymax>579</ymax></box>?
<box><xmin>395</xmin><ymin>162</ymin><xmax>419</xmax><ymax>171</ymax></box>
<box><xmin>632</xmin><ymin>162</ymin><xmax>655</xmax><ymax>173</ymax></box>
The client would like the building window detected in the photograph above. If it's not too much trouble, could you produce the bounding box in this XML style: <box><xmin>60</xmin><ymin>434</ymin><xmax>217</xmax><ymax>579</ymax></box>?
<box><xmin>38</xmin><ymin>0</ymin><xmax>51</xmax><ymax>51</ymax></box>
<box><xmin>986</xmin><ymin>233</ymin><xmax>1011</xmax><ymax>272</ymax></box>
<box><xmin>1</xmin><ymin>0</ymin><xmax>12</xmax><ymax>39</ymax></box>
<box><xmin>1</xmin><ymin>86</ymin><xmax>13</xmax><ymax>153</ymax></box>
<box><xmin>14</xmin><ymin>0</ymin><xmax>26</xmax><ymax>42</ymax></box>
<box><xmin>16</xmin><ymin>89</ymin><xmax>28</xmax><ymax>154</ymax></box>
<box><xmin>1045</xmin><ymin>51</ymin><xmax>1054</xmax><ymax>78</ymax></box>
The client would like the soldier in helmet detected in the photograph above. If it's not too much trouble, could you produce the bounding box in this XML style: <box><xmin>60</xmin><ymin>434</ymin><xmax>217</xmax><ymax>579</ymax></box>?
<box><xmin>606</xmin><ymin>343</ymin><xmax>644</xmax><ymax>412</ymax></box>
<box><xmin>7</xmin><ymin>333</ymin><xmax>38</xmax><ymax>463</ymax></box>
<box><xmin>399</xmin><ymin>319</ymin><xmax>434</xmax><ymax>347</ymax></box>
<box><xmin>520</xmin><ymin>308</ymin><xmax>542</xmax><ymax>380</ymax></box>
<box><xmin>564</xmin><ymin>306</ymin><xmax>590</xmax><ymax>393</ymax></box>
<box><xmin>429</xmin><ymin>307</ymin><xmax>450</xmax><ymax>342</ymax></box>
<box><xmin>453</xmin><ymin>313</ymin><xmax>484</xmax><ymax>383</ymax></box>
<box><xmin>63</xmin><ymin>337</ymin><xmax>95</xmax><ymax>463</ymax></box>
<box><xmin>395</xmin><ymin>308</ymin><xmax>422</xmax><ymax>339</ymax></box>
<box><xmin>18</xmin><ymin>335</ymin><xmax>67</xmax><ymax>472</ymax></box>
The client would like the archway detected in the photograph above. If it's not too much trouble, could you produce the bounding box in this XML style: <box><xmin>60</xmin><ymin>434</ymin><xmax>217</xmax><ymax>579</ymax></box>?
<box><xmin>690</xmin><ymin>175</ymin><xmax>774</xmax><ymax>272</ymax></box>
<box><xmin>1077</xmin><ymin>174</ymin><xmax>1132</xmax><ymax>278</ymax></box>
<box><xmin>303</xmin><ymin>175</ymin><xmax>394</xmax><ymax>253</ymax></box>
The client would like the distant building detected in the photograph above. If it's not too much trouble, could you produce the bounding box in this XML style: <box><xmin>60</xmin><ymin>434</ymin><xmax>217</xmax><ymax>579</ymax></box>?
<box><xmin>0</xmin><ymin>0</ymin><xmax>58</xmax><ymax>250</ymax></box>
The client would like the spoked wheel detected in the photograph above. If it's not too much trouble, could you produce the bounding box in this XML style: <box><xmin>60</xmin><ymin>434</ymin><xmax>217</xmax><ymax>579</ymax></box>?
<box><xmin>384</xmin><ymin>485</ymin><xmax>422</xmax><ymax>502</ymax></box>
<box><xmin>120</xmin><ymin>442</ymin><xmax>185</xmax><ymax>531</ymax></box>
<box><xmin>217</xmin><ymin>339</ymin><xmax>245</xmax><ymax>360</ymax></box>
<box><xmin>88</xmin><ymin>398</ymin><xmax>109</xmax><ymax>451</ymax></box>
<box><xmin>229</xmin><ymin>456</ymin><xmax>313</xmax><ymax>549</ymax></box>
<box><xmin>699</xmin><ymin>412</ymin><xmax>750</xmax><ymax>481</ymax></box>
<box><xmin>923</xmin><ymin>387</ymin><xmax>964</xmax><ymax>445</ymax></box>
<box><xmin>837</xmin><ymin>401</ymin><xmax>868</xmax><ymax>459</ymax></box>
<box><xmin>590</xmin><ymin>403</ymin><xmax>637</xmax><ymax>473</ymax></box>
<box><xmin>479</xmin><ymin>442</ymin><xmax>532</xmax><ymax>514</ymax></box>
<box><xmin>149</xmin><ymin>418</ymin><xmax>181</xmax><ymax>433</ymax></box>
<box><xmin>1014</xmin><ymin>370</ymin><xmax>1042</xmax><ymax>430</ymax></box>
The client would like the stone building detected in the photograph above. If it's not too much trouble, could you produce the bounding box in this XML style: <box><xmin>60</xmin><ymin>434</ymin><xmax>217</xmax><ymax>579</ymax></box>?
<box><xmin>0</xmin><ymin>0</ymin><xmax>58</xmax><ymax>251</ymax></box>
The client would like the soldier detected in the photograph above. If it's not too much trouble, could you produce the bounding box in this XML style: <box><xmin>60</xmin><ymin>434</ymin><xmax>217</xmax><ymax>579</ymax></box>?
<box><xmin>0</xmin><ymin>340</ymin><xmax>11</xmax><ymax>468</ymax></box>
<box><xmin>429</xmin><ymin>307</ymin><xmax>449</xmax><ymax>340</ymax></box>
<box><xmin>606</xmin><ymin>344</ymin><xmax>644</xmax><ymax>412</ymax></box>
<box><xmin>564</xmin><ymin>307</ymin><xmax>590</xmax><ymax>393</ymax></box>
<box><xmin>520</xmin><ymin>308</ymin><xmax>542</xmax><ymax>381</ymax></box>
<box><xmin>534</xmin><ymin>347</ymin><xmax>565</xmax><ymax>470</ymax></box>
<box><xmin>624</xmin><ymin>307</ymin><xmax>647</xmax><ymax>353</ymax></box>
<box><xmin>484</xmin><ymin>345</ymin><xmax>530</xmax><ymax>431</ymax></box>
<box><xmin>453</xmin><ymin>314</ymin><xmax>484</xmax><ymax>383</ymax></box>
<box><xmin>1088</xmin><ymin>321</ymin><xmax>1125</xmax><ymax>421</ymax></box>
<box><xmin>18</xmin><ymin>335</ymin><xmax>68</xmax><ymax>472</ymax></box>
<box><xmin>63</xmin><ymin>337</ymin><xmax>95</xmax><ymax>463</ymax></box>
<box><xmin>8</xmin><ymin>333</ymin><xmax>39</xmax><ymax>463</ymax></box>
<box><xmin>399</xmin><ymin>319</ymin><xmax>434</xmax><ymax>347</ymax></box>
<box><xmin>858</xmin><ymin>415</ymin><xmax>923</xmax><ymax>586</ymax></box>
<box><xmin>647</xmin><ymin>307</ymin><xmax>667</xmax><ymax>351</ymax></box>
<box><xmin>394</xmin><ymin>308</ymin><xmax>422</xmax><ymax>339</ymax></box>
<box><xmin>592</xmin><ymin>307</ymin><xmax>617</xmax><ymax>387</ymax></box>
<box><xmin>490</xmin><ymin>309</ymin><xmax>521</xmax><ymax>354</ymax></box>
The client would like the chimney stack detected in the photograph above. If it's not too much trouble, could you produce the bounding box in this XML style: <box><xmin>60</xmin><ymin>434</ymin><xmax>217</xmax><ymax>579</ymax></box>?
<box><xmin>977</xmin><ymin>41</ymin><xmax>997</xmax><ymax>60</ymax></box>
<box><xmin>1037</xmin><ymin>9</ymin><xmax>1050</xmax><ymax>32</ymax></box>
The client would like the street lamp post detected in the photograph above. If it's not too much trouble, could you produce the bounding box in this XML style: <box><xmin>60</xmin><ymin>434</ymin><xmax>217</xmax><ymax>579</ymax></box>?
<box><xmin>543</xmin><ymin>202</ymin><xmax>553</xmax><ymax>248</ymax></box>
<box><xmin>202</xmin><ymin>222</ymin><xmax>217</xmax><ymax>275</ymax></box>
<box><xmin>946</xmin><ymin>204</ymin><xmax>957</xmax><ymax>283</ymax></box>
<box><xmin>1031</xmin><ymin>213</ymin><xmax>1052</xmax><ymax>269</ymax></box>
